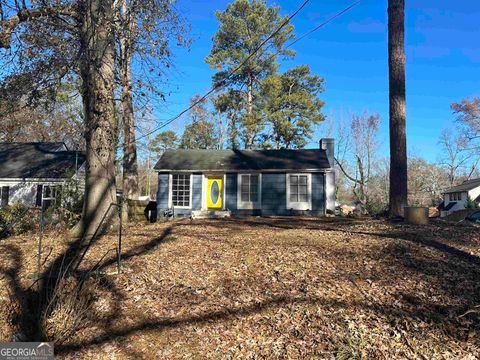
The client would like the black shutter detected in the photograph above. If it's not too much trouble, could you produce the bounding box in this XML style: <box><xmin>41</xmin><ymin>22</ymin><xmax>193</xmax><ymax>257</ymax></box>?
<box><xmin>36</xmin><ymin>184</ymin><xmax>43</xmax><ymax>207</ymax></box>
<box><xmin>1</xmin><ymin>186</ymin><xmax>9</xmax><ymax>206</ymax></box>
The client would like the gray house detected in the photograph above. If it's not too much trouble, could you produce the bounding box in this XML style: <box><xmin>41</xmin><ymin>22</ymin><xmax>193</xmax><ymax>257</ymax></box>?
<box><xmin>154</xmin><ymin>138</ymin><xmax>335</xmax><ymax>218</ymax></box>
<box><xmin>0</xmin><ymin>142</ymin><xmax>85</xmax><ymax>207</ymax></box>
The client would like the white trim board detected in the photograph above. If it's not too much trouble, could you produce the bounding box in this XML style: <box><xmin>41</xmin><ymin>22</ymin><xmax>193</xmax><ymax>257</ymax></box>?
<box><xmin>168</xmin><ymin>173</ymin><xmax>193</xmax><ymax>209</ymax></box>
<box><xmin>237</xmin><ymin>173</ymin><xmax>262</xmax><ymax>210</ymax></box>
<box><xmin>286</xmin><ymin>173</ymin><xmax>312</xmax><ymax>211</ymax></box>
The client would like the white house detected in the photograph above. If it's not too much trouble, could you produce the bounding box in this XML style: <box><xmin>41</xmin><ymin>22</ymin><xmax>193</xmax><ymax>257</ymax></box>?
<box><xmin>0</xmin><ymin>142</ymin><xmax>85</xmax><ymax>208</ymax></box>
<box><xmin>440</xmin><ymin>178</ymin><xmax>480</xmax><ymax>217</ymax></box>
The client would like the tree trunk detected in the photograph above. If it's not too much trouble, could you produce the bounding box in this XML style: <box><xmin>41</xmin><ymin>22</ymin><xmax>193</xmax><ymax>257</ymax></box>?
<box><xmin>76</xmin><ymin>0</ymin><xmax>117</xmax><ymax>238</ymax></box>
<box><xmin>119</xmin><ymin>0</ymin><xmax>139</xmax><ymax>203</ymax></box>
<box><xmin>388</xmin><ymin>0</ymin><xmax>408</xmax><ymax>217</ymax></box>
<box><xmin>245</xmin><ymin>75</ymin><xmax>254</xmax><ymax>149</ymax></box>
<box><xmin>120</xmin><ymin>53</ymin><xmax>139</xmax><ymax>201</ymax></box>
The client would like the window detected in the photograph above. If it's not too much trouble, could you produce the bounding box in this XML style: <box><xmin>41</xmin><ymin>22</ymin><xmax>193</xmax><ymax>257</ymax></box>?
<box><xmin>0</xmin><ymin>186</ymin><xmax>9</xmax><ymax>206</ymax></box>
<box><xmin>36</xmin><ymin>184</ymin><xmax>61</xmax><ymax>208</ymax></box>
<box><xmin>449</xmin><ymin>192</ymin><xmax>462</xmax><ymax>201</ymax></box>
<box><xmin>171</xmin><ymin>174</ymin><xmax>191</xmax><ymax>208</ymax></box>
<box><xmin>286</xmin><ymin>174</ymin><xmax>311</xmax><ymax>210</ymax></box>
<box><xmin>237</xmin><ymin>174</ymin><xmax>261</xmax><ymax>209</ymax></box>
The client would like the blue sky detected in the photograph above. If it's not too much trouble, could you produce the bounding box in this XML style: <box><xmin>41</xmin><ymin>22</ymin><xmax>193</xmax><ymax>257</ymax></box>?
<box><xmin>149</xmin><ymin>0</ymin><xmax>479</xmax><ymax>161</ymax></box>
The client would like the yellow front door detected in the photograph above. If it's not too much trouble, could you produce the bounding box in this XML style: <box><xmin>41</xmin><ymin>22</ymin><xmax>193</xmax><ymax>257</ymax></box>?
<box><xmin>207</xmin><ymin>176</ymin><xmax>223</xmax><ymax>209</ymax></box>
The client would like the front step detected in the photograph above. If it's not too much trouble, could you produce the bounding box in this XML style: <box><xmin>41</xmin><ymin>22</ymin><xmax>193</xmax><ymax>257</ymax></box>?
<box><xmin>191</xmin><ymin>210</ymin><xmax>231</xmax><ymax>219</ymax></box>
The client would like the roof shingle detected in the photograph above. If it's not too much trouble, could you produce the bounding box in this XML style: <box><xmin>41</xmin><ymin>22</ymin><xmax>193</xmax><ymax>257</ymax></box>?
<box><xmin>0</xmin><ymin>142</ymin><xmax>85</xmax><ymax>179</ymax></box>
<box><xmin>154</xmin><ymin>149</ymin><xmax>332</xmax><ymax>172</ymax></box>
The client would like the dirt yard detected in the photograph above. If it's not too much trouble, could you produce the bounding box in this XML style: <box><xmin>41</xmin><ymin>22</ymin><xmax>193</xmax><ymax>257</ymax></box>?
<box><xmin>1</xmin><ymin>217</ymin><xmax>479</xmax><ymax>359</ymax></box>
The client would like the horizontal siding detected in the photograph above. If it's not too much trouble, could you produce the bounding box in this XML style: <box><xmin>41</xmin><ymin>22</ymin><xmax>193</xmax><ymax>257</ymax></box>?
<box><xmin>312</xmin><ymin>173</ymin><xmax>325</xmax><ymax>213</ymax></box>
<box><xmin>225</xmin><ymin>173</ymin><xmax>237</xmax><ymax>211</ymax></box>
<box><xmin>157</xmin><ymin>174</ymin><xmax>169</xmax><ymax>214</ymax></box>
<box><xmin>261</xmin><ymin>173</ymin><xmax>287</xmax><ymax>216</ymax></box>
<box><xmin>192</xmin><ymin>174</ymin><xmax>202</xmax><ymax>210</ymax></box>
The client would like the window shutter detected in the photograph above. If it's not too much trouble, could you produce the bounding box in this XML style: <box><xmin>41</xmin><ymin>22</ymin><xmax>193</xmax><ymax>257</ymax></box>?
<box><xmin>36</xmin><ymin>184</ymin><xmax>43</xmax><ymax>207</ymax></box>
<box><xmin>1</xmin><ymin>186</ymin><xmax>9</xmax><ymax>206</ymax></box>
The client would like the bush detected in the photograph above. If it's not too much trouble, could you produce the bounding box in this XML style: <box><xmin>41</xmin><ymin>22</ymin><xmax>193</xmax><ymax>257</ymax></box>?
<box><xmin>464</xmin><ymin>195</ymin><xmax>479</xmax><ymax>209</ymax></box>
<box><xmin>0</xmin><ymin>204</ymin><xmax>37</xmax><ymax>238</ymax></box>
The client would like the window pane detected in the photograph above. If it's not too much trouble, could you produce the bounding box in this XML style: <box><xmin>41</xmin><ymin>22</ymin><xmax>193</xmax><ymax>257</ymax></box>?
<box><xmin>250</xmin><ymin>191</ymin><xmax>258</xmax><ymax>202</ymax></box>
<box><xmin>241</xmin><ymin>192</ymin><xmax>249</xmax><ymax>202</ymax></box>
<box><xmin>299</xmin><ymin>184</ymin><xmax>307</xmax><ymax>195</ymax></box>
<box><xmin>172</xmin><ymin>174</ymin><xmax>190</xmax><ymax>206</ymax></box>
<box><xmin>290</xmin><ymin>175</ymin><xmax>298</xmax><ymax>185</ymax></box>
<box><xmin>299</xmin><ymin>193</ymin><xmax>308</xmax><ymax>202</ymax></box>
<box><xmin>290</xmin><ymin>193</ymin><xmax>298</xmax><ymax>202</ymax></box>
<box><xmin>299</xmin><ymin>176</ymin><xmax>308</xmax><ymax>185</ymax></box>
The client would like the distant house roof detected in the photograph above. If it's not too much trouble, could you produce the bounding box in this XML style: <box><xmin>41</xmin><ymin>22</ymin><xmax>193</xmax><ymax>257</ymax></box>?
<box><xmin>442</xmin><ymin>178</ymin><xmax>480</xmax><ymax>194</ymax></box>
<box><xmin>0</xmin><ymin>142</ymin><xmax>85</xmax><ymax>179</ymax></box>
<box><xmin>154</xmin><ymin>149</ymin><xmax>332</xmax><ymax>172</ymax></box>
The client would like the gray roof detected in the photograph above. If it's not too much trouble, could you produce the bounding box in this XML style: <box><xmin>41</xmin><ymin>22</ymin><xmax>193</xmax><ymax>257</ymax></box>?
<box><xmin>154</xmin><ymin>149</ymin><xmax>332</xmax><ymax>172</ymax></box>
<box><xmin>443</xmin><ymin>178</ymin><xmax>480</xmax><ymax>193</ymax></box>
<box><xmin>0</xmin><ymin>142</ymin><xmax>85</xmax><ymax>179</ymax></box>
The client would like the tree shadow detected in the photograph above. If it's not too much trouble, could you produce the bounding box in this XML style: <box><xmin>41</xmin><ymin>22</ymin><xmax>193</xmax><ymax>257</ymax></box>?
<box><xmin>2</xmin><ymin>216</ymin><xmax>479</xmax><ymax>357</ymax></box>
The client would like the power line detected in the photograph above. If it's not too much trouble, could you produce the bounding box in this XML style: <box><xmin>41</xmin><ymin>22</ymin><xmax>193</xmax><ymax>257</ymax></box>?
<box><xmin>134</xmin><ymin>0</ymin><xmax>310</xmax><ymax>143</ymax></box>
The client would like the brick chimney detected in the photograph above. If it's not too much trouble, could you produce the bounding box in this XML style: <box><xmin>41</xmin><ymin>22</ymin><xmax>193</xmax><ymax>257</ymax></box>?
<box><xmin>320</xmin><ymin>138</ymin><xmax>335</xmax><ymax>168</ymax></box>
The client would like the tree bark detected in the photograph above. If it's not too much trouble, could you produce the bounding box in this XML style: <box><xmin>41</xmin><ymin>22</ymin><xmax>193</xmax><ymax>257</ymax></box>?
<box><xmin>388</xmin><ymin>0</ymin><xmax>408</xmax><ymax>217</ymax></box>
<box><xmin>76</xmin><ymin>0</ymin><xmax>118</xmax><ymax>238</ymax></box>
<box><xmin>119</xmin><ymin>0</ymin><xmax>139</xmax><ymax>203</ymax></box>
<box><xmin>245</xmin><ymin>74</ymin><xmax>254</xmax><ymax>149</ymax></box>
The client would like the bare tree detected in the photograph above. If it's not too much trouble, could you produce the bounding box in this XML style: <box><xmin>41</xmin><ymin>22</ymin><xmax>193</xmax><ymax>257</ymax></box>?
<box><xmin>388</xmin><ymin>0</ymin><xmax>408</xmax><ymax>217</ymax></box>
<box><xmin>332</xmin><ymin>112</ymin><xmax>381</xmax><ymax>211</ymax></box>
<box><xmin>451</xmin><ymin>97</ymin><xmax>480</xmax><ymax>152</ymax></box>
<box><xmin>438</xmin><ymin>129</ymin><xmax>478</xmax><ymax>186</ymax></box>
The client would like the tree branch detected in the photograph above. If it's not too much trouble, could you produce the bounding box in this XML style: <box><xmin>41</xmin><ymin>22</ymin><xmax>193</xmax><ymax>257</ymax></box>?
<box><xmin>0</xmin><ymin>5</ymin><xmax>77</xmax><ymax>48</ymax></box>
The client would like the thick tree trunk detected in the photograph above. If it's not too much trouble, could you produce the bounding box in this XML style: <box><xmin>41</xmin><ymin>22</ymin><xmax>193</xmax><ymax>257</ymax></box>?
<box><xmin>119</xmin><ymin>0</ymin><xmax>139</xmax><ymax>203</ymax></box>
<box><xmin>76</xmin><ymin>0</ymin><xmax>117</xmax><ymax>238</ymax></box>
<box><xmin>120</xmin><ymin>53</ymin><xmax>139</xmax><ymax>201</ymax></box>
<box><xmin>388</xmin><ymin>0</ymin><xmax>408</xmax><ymax>217</ymax></box>
<box><xmin>245</xmin><ymin>75</ymin><xmax>254</xmax><ymax>149</ymax></box>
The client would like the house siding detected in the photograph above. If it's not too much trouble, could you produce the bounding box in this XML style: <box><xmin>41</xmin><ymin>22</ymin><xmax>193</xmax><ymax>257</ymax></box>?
<box><xmin>157</xmin><ymin>173</ymin><xmax>169</xmax><ymax>212</ymax></box>
<box><xmin>225</xmin><ymin>173</ymin><xmax>237</xmax><ymax>211</ymax></box>
<box><xmin>261</xmin><ymin>173</ymin><xmax>287</xmax><ymax>216</ymax></box>
<box><xmin>192</xmin><ymin>174</ymin><xmax>202</xmax><ymax>210</ymax></box>
<box><xmin>156</xmin><ymin>171</ymin><xmax>329</xmax><ymax>218</ymax></box>
<box><xmin>312</xmin><ymin>172</ymin><xmax>325</xmax><ymax>213</ymax></box>
<box><xmin>0</xmin><ymin>178</ymin><xmax>80</xmax><ymax>207</ymax></box>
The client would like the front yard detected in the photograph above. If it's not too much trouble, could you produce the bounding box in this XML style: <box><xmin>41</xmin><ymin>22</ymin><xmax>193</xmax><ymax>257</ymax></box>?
<box><xmin>1</xmin><ymin>217</ymin><xmax>479</xmax><ymax>358</ymax></box>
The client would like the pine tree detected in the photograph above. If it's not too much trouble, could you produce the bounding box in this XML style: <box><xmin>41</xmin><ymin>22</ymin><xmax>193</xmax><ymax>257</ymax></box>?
<box><xmin>206</xmin><ymin>0</ymin><xmax>294</xmax><ymax>149</ymax></box>
<box><xmin>260</xmin><ymin>65</ymin><xmax>325</xmax><ymax>149</ymax></box>
<box><xmin>388</xmin><ymin>0</ymin><xmax>408</xmax><ymax>217</ymax></box>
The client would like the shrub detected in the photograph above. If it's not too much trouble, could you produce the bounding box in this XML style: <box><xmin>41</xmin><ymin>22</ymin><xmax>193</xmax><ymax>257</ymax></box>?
<box><xmin>464</xmin><ymin>195</ymin><xmax>479</xmax><ymax>209</ymax></box>
<box><xmin>0</xmin><ymin>204</ymin><xmax>37</xmax><ymax>238</ymax></box>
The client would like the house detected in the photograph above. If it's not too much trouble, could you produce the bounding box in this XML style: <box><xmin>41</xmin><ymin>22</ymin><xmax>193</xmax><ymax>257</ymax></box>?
<box><xmin>154</xmin><ymin>138</ymin><xmax>335</xmax><ymax>218</ymax></box>
<box><xmin>0</xmin><ymin>142</ymin><xmax>85</xmax><ymax>207</ymax></box>
<box><xmin>439</xmin><ymin>178</ymin><xmax>480</xmax><ymax>217</ymax></box>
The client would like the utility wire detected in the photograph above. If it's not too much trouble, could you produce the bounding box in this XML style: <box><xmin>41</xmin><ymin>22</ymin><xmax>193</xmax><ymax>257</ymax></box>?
<box><xmin>134</xmin><ymin>0</ymin><xmax>310</xmax><ymax>143</ymax></box>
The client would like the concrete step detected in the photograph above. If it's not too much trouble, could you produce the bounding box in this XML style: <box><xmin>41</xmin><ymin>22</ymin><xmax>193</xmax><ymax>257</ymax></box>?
<box><xmin>191</xmin><ymin>210</ymin><xmax>231</xmax><ymax>219</ymax></box>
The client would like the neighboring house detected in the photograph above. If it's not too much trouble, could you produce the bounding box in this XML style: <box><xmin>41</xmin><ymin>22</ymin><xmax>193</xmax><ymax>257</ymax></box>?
<box><xmin>439</xmin><ymin>178</ymin><xmax>480</xmax><ymax>217</ymax></box>
<box><xmin>154</xmin><ymin>138</ymin><xmax>335</xmax><ymax>218</ymax></box>
<box><xmin>0</xmin><ymin>142</ymin><xmax>85</xmax><ymax>207</ymax></box>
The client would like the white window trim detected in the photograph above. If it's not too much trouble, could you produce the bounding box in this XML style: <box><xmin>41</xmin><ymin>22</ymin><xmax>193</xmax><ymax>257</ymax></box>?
<box><xmin>168</xmin><ymin>173</ymin><xmax>193</xmax><ymax>209</ymax></box>
<box><xmin>237</xmin><ymin>173</ymin><xmax>262</xmax><ymax>210</ymax></box>
<box><xmin>286</xmin><ymin>173</ymin><xmax>312</xmax><ymax>211</ymax></box>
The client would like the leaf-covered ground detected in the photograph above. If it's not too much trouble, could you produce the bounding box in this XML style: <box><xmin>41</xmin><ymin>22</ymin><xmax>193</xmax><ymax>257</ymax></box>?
<box><xmin>1</xmin><ymin>217</ymin><xmax>480</xmax><ymax>359</ymax></box>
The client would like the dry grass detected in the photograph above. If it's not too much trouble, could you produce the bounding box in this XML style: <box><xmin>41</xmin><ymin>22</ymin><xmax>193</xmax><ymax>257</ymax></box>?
<box><xmin>1</xmin><ymin>217</ymin><xmax>479</xmax><ymax>359</ymax></box>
